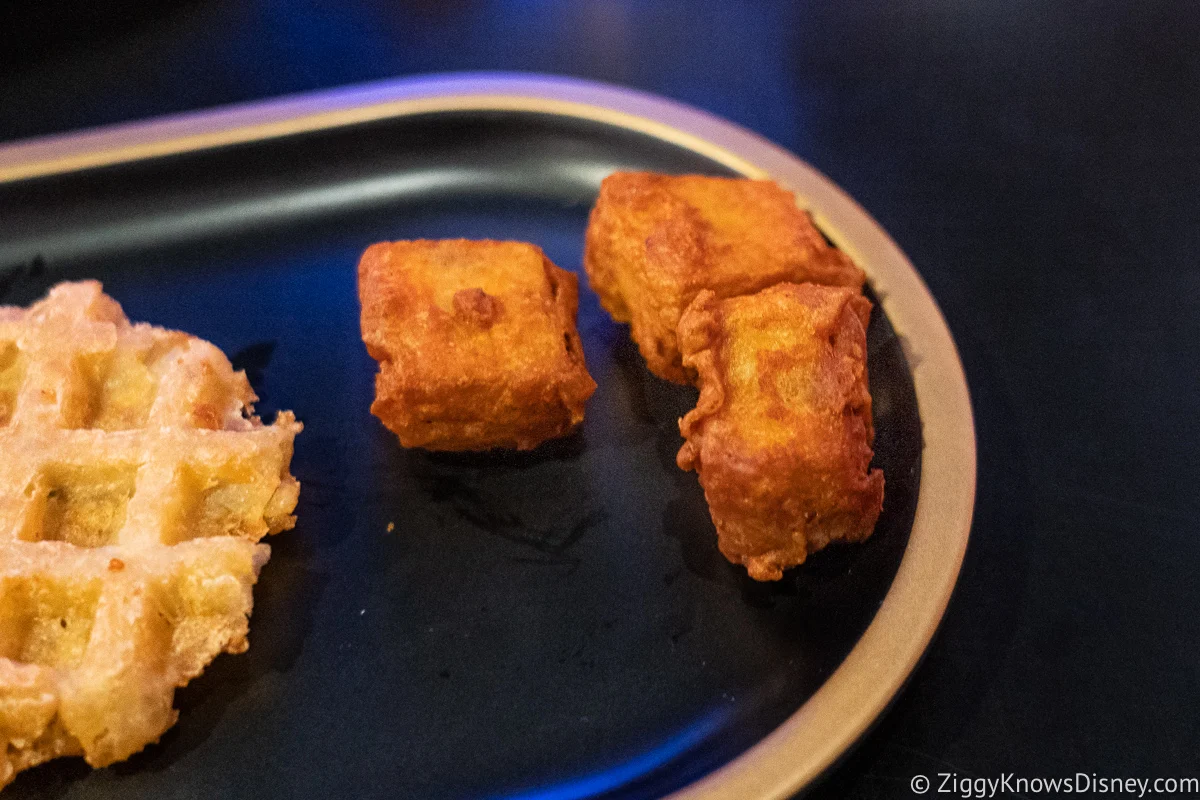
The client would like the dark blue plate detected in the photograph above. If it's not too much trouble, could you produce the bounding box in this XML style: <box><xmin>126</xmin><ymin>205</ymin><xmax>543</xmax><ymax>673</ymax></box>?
<box><xmin>0</xmin><ymin>93</ymin><xmax>922</xmax><ymax>800</ymax></box>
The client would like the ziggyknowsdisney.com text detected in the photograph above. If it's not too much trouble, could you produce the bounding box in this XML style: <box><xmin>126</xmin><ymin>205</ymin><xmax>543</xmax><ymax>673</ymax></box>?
<box><xmin>909</xmin><ymin>772</ymin><xmax>1200</xmax><ymax>797</ymax></box>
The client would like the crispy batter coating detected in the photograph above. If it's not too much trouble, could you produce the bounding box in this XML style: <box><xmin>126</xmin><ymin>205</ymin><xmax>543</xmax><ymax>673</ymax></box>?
<box><xmin>359</xmin><ymin>240</ymin><xmax>597</xmax><ymax>451</ymax></box>
<box><xmin>583</xmin><ymin>172</ymin><xmax>865</xmax><ymax>383</ymax></box>
<box><xmin>676</xmin><ymin>283</ymin><xmax>884</xmax><ymax>581</ymax></box>
<box><xmin>0</xmin><ymin>282</ymin><xmax>301</xmax><ymax>787</ymax></box>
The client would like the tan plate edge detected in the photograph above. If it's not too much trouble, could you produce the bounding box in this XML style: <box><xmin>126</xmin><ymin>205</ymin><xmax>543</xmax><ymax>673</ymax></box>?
<box><xmin>0</xmin><ymin>73</ymin><xmax>977</xmax><ymax>800</ymax></box>
<box><xmin>0</xmin><ymin>74</ymin><xmax>767</xmax><ymax>183</ymax></box>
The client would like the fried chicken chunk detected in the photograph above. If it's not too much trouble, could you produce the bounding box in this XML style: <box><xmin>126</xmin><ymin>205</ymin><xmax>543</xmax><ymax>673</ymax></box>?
<box><xmin>676</xmin><ymin>283</ymin><xmax>884</xmax><ymax>581</ymax></box>
<box><xmin>583</xmin><ymin>172</ymin><xmax>865</xmax><ymax>383</ymax></box>
<box><xmin>359</xmin><ymin>240</ymin><xmax>597</xmax><ymax>451</ymax></box>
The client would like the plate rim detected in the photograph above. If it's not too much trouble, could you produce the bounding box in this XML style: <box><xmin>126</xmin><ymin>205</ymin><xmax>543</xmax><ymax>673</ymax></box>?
<box><xmin>0</xmin><ymin>72</ymin><xmax>977</xmax><ymax>799</ymax></box>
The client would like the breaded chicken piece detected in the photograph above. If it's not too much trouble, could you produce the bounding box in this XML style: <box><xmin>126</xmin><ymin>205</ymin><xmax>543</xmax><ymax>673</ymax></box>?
<box><xmin>583</xmin><ymin>172</ymin><xmax>864</xmax><ymax>383</ymax></box>
<box><xmin>676</xmin><ymin>283</ymin><xmax>884</xmax><ymax>581</ymax></box>
<box><xmin>358</xmin><ymin>240</ymin><xmax>597</xmax><ymax>451</ymax></box>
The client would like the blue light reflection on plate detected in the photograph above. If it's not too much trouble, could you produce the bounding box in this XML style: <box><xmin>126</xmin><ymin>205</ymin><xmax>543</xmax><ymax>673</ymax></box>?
<box><xmin>492</xmin><ymin>709</ymin><xmax>730</xmax><ymax>800</ymax></box>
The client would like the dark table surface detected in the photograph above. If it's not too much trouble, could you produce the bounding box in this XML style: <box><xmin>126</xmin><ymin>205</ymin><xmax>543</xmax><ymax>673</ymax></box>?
<box><xmin>2</xmin><ymin>2</ymin><xmax>1197</xmax><ymax>797</ymax></box>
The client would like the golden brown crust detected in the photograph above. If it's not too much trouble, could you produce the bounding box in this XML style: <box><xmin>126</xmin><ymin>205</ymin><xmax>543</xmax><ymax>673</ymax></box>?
<box><xmin>583</xmin><ymin>172</ymin><xmax>865</xmax><ymax>383</ymax></box>
<box><xmin>358</xmin><ymin>239</ymin><xmax>597</xmax><ymax>451</ymax></box>
<box><xmin>677</xmin><ymin>283</ymin><xmax>884</xmax><ymax>581</ymax></box>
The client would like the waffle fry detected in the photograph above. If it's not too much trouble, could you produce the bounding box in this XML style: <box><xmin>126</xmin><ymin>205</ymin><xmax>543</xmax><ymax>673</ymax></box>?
<box><xmin>0</xmin><ymin>282</ymin><xmax>301</xmax><ymax>788</ymax></box>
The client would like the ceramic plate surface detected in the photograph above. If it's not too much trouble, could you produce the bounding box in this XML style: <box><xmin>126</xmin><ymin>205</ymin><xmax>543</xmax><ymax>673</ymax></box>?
<box><xmin>0</xmin><ymin>74</ymin><xmax>975</xmax><ymax>799</ymax></box>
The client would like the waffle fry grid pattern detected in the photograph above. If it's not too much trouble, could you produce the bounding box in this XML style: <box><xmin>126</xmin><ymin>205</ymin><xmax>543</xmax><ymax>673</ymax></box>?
<box><xmin>0</xmin><ymin>282</ymin><xmax>301</xmax><ymax>788</ymax></box>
